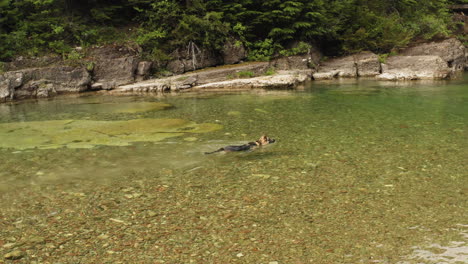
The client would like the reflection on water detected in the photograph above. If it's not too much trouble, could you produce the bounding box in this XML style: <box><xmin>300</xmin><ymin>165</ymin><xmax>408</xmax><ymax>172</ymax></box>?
<box><xmin>399</xmin><ymin>225</ymin><xmax>468</xmax><ymax>264</ymax></box>
<box><xmin>0</xmin><ymin>75</ymin><xmax>466</xmax><ymax>263</ymax></box>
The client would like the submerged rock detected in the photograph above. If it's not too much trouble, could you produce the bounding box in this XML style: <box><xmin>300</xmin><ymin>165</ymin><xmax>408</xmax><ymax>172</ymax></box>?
<box><xmin>4</xmin><ymin>250</ymin><xmax>24</xmax><ymax>260</ymax></box>
<box><xmin>94</xmin><ymin>102</ymin><xmax>172</xmax><ymax>114</ymax></box>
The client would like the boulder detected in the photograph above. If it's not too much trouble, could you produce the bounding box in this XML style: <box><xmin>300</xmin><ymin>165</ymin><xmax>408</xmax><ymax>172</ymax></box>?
<box><xmin>222</xmin><ymin>39</ymin><xmax>247</xmax><ymax>64</ymax></box>
<box><xmin>354</xmin><ymin>52</ymin><xmax>381</xmax><ymax>77</ymax></box>
<box><xmin>313</xmin><ymin>55</ymin><xmax>356</xmax><ymax>80</ymax></box>
<box><xmin>167</xmin><ymin>48</ymin><xmax>222</xmax><ymax>74</ymax></box>
<box><xmin>270</xmin><ymin>45</ymin><xmax>322</xmax><ymax>71</ymax></box>
<box><xmin>184</xmin><ymin>50</ymin><xmax>220</xmax><ymax>71</ymax></box>
<box><xmin>136</xmin><ymin>61</ymin><xmax>153</xmax><ymax>81</ymax></box>
<box><xmin>0</xmin><ymin>66</ymin><xmax>91</xmax><ymax>102</ymax></box>
<box><xmin>115</xmin><ymin>62</ymin><xmax>272</xmax><ymax>93</ymax></box>
<box><xmin>35</xmin><ymin>82</ymin><xmax>57</xmax><ymax>98</ymax></box>
<box><xmin>377</xmin><ymin>56</ymin><xmax>450</xmax><ymax>80</ymax></box>
<box><xmin>3</xmin><ymin>55</ymin><xmax>62</xmax><ymax>71</ymax></box>
<box><xmin>93</xmin><ymin>56</ymin><xmax>138</xmax><ymax>89</ymax></box>
<box><xmin>196</xmin><ymin>62</ymin><xmax>270</xmax><ymax>84</ymax></box>
<box><xmin>270</xmin><ymin>55</ymin><xmax>315</xmax><ymax>70</ymax></box>
<box><xmin>88</xmin><ymin>45</ymin><xmax>139</xmax><ymax>89</ymax></box>
<box><xmin>399</xmin><ymin>38</ymin><xmax>466</xmax><ymax>73</ymax></box>
<box><xmin>312</xmin><ymin>51</ymin><xmax>381</xmax><ymax>80</ymax></box>
<box><xmin>0</xmin><ymin>72</ymin><xmax>23</xmax><ymax>101</ymax></box>
<box><xmin>270</xmin><ymin>57</ymin><xmax>290</xmax><ymax>70</ymax></box>
<box><xmin>167</xmin><ymin>60</ymin><xmax>185</xmax><ymax>74</ymax></box>
<box><xmin>180</xmin><ymin>75</ymin><xmax>198</xmax><ymax>88</ymax></box>
<box><xmin>194</xmin><ymin>71</ymin><xmax>311</xmax><ymax>90</ymax></box>
<box><xmin>288</xmin><ymin>55</ymin><xmax>312</xmax><ymax>70</ymax></box>
<box><xmin>137</xmin><ymin>61</ymin><xmax>153</xmax><ymax>76</ymax></box>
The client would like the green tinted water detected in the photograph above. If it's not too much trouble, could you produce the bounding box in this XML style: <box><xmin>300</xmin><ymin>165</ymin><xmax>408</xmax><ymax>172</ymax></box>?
<box><xmin>0</xmin><ymin>76</ymin><xmax>466</xmax><ymax>263</ymax></box>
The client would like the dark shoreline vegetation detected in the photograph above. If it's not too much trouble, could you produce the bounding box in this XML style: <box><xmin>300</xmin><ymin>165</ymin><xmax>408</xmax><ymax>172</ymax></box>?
<box><xmin>0</xmin><ymin>0</ymin><xmax>466</xmax><ymax>63</ymax></box>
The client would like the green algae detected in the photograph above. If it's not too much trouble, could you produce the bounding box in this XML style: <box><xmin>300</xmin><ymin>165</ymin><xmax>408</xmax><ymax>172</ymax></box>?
<box><xmin>103</xmin><ymin>102</ymin><xmax>172</xmax><ymax>113</ymax></box>
<box><xmin>70</xmin><ymin>101</ymin><xmax>172</xmax><ymax>114</ymax></box>
<box><xmin>60</xmin><ymin>99</ymin><xmax>172</xmax><ymax>114</ymax></box>
<box><xmin>227</xmin><ymin>111</ymin><xmax>241</xmax><ymax>116</ymax></box>
<box><xmin>0</xmin><ymin>118</ymin><xmax>222</xmax><ymax>150</ymax></box>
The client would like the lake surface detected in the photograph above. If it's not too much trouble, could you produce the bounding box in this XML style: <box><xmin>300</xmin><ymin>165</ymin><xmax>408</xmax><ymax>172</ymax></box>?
<box><xmin>0</xmin><ymin>75</ymin><xmax>466</xmax><ymax>263</ymax></box>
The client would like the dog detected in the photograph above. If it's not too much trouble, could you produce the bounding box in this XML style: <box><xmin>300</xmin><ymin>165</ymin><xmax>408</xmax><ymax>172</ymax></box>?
<box><xmin>205</xmin><ymin>135</ymin><xmax>275</xmax><ymax>154</ymax></box>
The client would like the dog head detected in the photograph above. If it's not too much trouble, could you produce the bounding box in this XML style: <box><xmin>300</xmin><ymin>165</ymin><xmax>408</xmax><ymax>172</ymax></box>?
<box><xmin>257</xmin><ymin>135</ymin><xmax>276</xmax><ymax>146</ymax></box>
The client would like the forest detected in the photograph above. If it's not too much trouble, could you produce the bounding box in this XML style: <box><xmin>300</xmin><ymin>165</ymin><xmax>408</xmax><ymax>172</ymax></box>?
<box><xmin>0</xmin><ymin>0</ymin><xmax>466</xmax><ymax>61</ymax></box>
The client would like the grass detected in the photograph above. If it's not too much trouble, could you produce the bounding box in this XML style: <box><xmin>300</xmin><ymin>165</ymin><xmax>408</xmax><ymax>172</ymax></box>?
<box><xmin>264</xmin><ymin>67</ymin><xmax>276</xmax><ymax>76</ymax></box>
<box><xmin>236</xmin><ymin>70</ymin><xmax>255</xmax><ymax>78</ymax></box>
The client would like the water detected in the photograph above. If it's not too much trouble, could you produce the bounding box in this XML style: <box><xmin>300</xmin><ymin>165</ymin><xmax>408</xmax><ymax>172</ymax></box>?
<box><xmin>0</xmin><ymin>76</ymin><xmax>466</xmax><ymax>263</ymax></box>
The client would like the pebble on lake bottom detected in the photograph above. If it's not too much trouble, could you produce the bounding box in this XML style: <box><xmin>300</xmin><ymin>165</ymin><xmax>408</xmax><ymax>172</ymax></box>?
<box><xmin>4</xmin><ymin>250</ymin><xmax>24</xmax><ymax>260</ymax></box>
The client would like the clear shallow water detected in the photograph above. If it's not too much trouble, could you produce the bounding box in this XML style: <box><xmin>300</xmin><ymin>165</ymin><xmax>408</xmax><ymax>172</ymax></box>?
<box><xmin>0</xmin><ymin>75</ymin><xmax>466</xmax><ymax>263</ymax></box>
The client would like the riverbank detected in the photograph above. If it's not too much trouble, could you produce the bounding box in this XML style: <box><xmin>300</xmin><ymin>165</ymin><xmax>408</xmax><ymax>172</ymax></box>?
<box><xmin>1</xmin><ymin>38</ymin><xmax>466</xmax><ymax>103</ymax></box>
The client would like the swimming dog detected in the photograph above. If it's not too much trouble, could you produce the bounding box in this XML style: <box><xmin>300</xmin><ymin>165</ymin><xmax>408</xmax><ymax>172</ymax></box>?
<box><xmin>205</xmin><ymin>135</ymin><xmax>275</xmax><ymax>154</ymax></box>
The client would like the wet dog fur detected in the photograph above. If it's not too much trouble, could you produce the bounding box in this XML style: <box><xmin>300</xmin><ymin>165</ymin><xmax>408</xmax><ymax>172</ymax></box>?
<box><xmin>205</xmin><ymin>135</ymin><xmax>275</xmax><ymax>154</ymax></box>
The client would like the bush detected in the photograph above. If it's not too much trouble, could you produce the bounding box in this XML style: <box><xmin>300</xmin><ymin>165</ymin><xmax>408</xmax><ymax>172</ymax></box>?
<box><xmin>341</xmin><ymin>11</ymin><xmax>413</xmax><ymax>54</ymax></box>
<box><xmin>247</xmin><ymin>39</ymin><xmax>276</xmax><ymax>61</ymax></box>
<box><xmin>279</xmin><ymin>41</ymin><xmax>311</xmax><ymax>57</ymax></box>
<box><xmin>0</xmin><ymin>0</ymin><xmax>458</xmax><ymax>61</ymax></box>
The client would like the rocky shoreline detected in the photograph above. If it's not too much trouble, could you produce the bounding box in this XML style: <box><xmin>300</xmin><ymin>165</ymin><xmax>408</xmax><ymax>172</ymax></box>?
<box><xmin>1</xmin><ymin>38</ymin><xmax>466</xmax><ymax>103</ymax></box>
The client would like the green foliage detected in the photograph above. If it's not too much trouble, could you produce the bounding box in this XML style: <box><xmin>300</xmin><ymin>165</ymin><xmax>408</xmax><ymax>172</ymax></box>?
<box><xmin>236</xmin><ymin>70</ymin><xmax>255</xmax><ymax>78</ymax></box>
<box><xmin>341</xmin><ymin>13</ymin><xmax>413</xmax><ymax>53</ymax></box>
<box><xmin>458</xmin><ymin>34</ymin><xmax>468</xmax><ymax>47</ymax></box>
<box><xmin>0</xmin><ymin>0</ymin><xmax>65</xmax><ymax>58</ymax></box>
<box><xmin>279</xmin><ymin>41</ymin><xmax>311</xmax><ymax>56</ymax></box>
<box><xmin>66</xmin><ymin>50</ymin><xmax>83</xmax><ymax>61</ymax></box>
<box><xmin>378</xmin><ymin>54</ymin><xmax>388</xmax><ymax>64</ymax></box>
<box><xmin>85</xmin><ymin>61</ymin><xmax>95</xmax><ymax>72</ymax></box>
<box><xmin>233</xmin><ymin>22</ymin><xmax>248</xmax><ymax>43</ymax></box>
<box><xmin>0</xmin><ymin>0</ymin><xmax>459</xmax><ymax>61</ymax></box>
<box><xmin>63</xmin><ymin>49</ymin><xmax>84</xmax><ymax>67</ymax></box>
<box><xmin>416</xmin><ymin>15</ymin><xmax>451</xmax><ymax>39</ymax></box>
<box><xmin>378</xmin><ymin>51</ymin><xmax>398</xmax><ymax>64</ymax></box>
<box><xmin>135</xmin><ymin>29</ymin><xmax>166</xmax><ymax>49</ymax></box>
<box><xmin>247</xmin><ymin>39</ymin><xmax>276</xmax><ymax>61</ymax></box>
<box><xmin>265</xmin><ymin>67</ymin><xmax>276</xmax><ymax>76</ymax></box>
<box><xmin>338</xmin><ymin>0</ymin><xmax>454</xmax><ymax>54</ymax></box>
